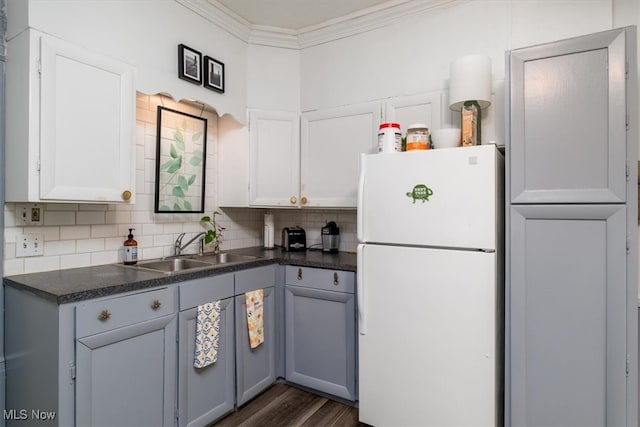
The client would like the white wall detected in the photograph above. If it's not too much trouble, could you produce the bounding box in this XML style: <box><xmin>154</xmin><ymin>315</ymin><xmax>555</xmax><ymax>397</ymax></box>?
<box><xmin>6</xmin><ymin>0</ymin><xmax>249</xmax><ymax>121</ymax></box>
<box><xmin>247</xmin><ymin>44</ymin><xmax>301</xmax><ymax>112</ymax></box>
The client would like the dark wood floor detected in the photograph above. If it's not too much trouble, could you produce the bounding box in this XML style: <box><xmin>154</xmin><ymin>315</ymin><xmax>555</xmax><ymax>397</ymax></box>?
<box><xmin>212</xmin><ymin>382</ymin><xmax>364</xmax><ymax>427</ymax></box>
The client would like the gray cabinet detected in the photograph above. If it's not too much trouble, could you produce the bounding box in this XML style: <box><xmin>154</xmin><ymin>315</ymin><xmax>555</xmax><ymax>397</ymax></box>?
<box><xmin>509</xmin><ymin>205</ymin><xmax>627</xmax><ymax>425</ymax></box>
<box><xmin>5</xmin><ymin>285</ymin><xmax>178</xmax><ymax>427</ymax></box>
<box><xmin>75</xmin><ymin>287</ymin><xmax>177</xmax><ymax>427</ymax></box>
<box><xmin>235</xmin><ymin>265</ymin><xmax>277</xmax><ymax>406</ymax></box>
<box><xmin>4</xmin><ymin>261</ymin><xmax>353</xmax><ymax>426</ymax></box>
<box><xmin>5</xmin><ymin>287</ymin><xmax>76</xmax><ymax>427</ymax></box>
<box><xmin>284</xmin><ymin>266</ymin><xmax>357</xmax><ymax>401</ymax></box>
<box><xmin>508</xmin><ymin>29</ymin><xmax>627</xmax><ymax>205</ymax></box>
<box><xmin>506</xmin><ymin>27</ymin><xmax>638</xmax><ymax>426</ymax></box>
<box><xmin>178</xmin><ymin>274</ymin><xmax>235</xmax><ymax>427</ymax></box>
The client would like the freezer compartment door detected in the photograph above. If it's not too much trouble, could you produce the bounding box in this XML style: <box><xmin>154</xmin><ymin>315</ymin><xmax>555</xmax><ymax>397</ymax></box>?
<box><xmin>358</xmin><ymin>244</ymin><xmax>501</xmax><ymax>426</ymax></box>
<box><xmin>358</xmin><ymin>145</ymin><xmax>503</xmax><ymax>250</ymax></box>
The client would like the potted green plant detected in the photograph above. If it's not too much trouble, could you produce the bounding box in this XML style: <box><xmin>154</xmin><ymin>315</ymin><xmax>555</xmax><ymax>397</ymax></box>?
<box><xmin>201</xmin><ymin>210</ymin><xmax>225</xmax><ymax>253</ymax></box>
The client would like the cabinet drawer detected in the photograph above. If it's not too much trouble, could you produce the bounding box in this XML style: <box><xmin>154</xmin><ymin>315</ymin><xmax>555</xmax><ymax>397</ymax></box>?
<box><xmin>235</xmin><ymin>265</ymin><xmax>276</xmax><ymax>294</ymax></box>
<box><xmin>285</xmin><ymin>266</ymin><xmax>354</xmax><ymax>293</ymax></box>
<box><xmin>179</xmin><ymin>273</ymin><xmax>234</xmax><ymax>311</ymax></box>
<box><xmin>76</xmin><ymin>287</ymin><xmax>176</xmax><ymax>338</ymax></box>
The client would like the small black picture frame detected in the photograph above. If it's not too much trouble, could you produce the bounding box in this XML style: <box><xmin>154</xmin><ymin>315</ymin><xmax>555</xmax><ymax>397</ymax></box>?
<box><xmin>204</xmin><ymin>56</ymin><xmax>225</xmax><ymax>93</ymax></box>
<box><xmin>178</xmin><ymin>44</ymin><xmax>202</xmax><ymax>85</ymax></box>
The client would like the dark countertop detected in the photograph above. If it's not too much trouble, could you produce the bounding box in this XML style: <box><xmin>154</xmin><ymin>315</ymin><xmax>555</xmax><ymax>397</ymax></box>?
<box><xmin>3</xmin><ymin>247</ymin><xmax>357</xmax><ymax>305</ymax></box>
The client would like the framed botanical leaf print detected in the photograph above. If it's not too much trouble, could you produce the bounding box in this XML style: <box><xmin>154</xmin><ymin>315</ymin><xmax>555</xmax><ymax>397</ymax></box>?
<box><xmin>155</xmin><ymin>106</ymin><xmax>207</xmax><ymax>213</ymax></box>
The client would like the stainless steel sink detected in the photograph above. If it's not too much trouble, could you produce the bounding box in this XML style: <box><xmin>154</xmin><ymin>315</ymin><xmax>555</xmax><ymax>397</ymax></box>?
<box><xmin>119</xmin><ymin>252</ymin><xmax>260</xmax><ymax>275</ymax></box>
<box><xmin>133</xmin><ymin>258</ymin><xmax>213</xmax><ymax>274</ymax></box>
<box><xmin>197</xmin><ymin>253</ymin><xmax>259</xmax><ymax>264</ymax></box>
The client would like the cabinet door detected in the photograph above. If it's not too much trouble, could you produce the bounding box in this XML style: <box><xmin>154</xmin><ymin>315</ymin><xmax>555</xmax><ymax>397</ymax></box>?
<box><xmin>76</xmin><ymin>314</ymin><xmax>177</xmax><ymax>427</ymax></box>
<box><xmin>235</xmin><ymin>286</ymin><xmax>276</xmax><ymax>406</ymax></box>
<box><xmin>285</xmin><ymin>285</ymin><xmax>356</xmax><ymax>401</ymax></box>
<box><xmin>249</xmin><ymin>110</ymin><xmax>300</xmax><ymax>207</ymax></box>
<box><xmin>39</xmin><ymin>34</ymin><xmax>135</xmax><ymax>203</ymax></box>
<box><xmin>301</xmin><ymin>102</ymin><xmax>381</xmax><ymax>207</ymax></box>
<box><xmin>508</xmin><ymin>28</ymin><xmax>627</xmax><ymax>204</ymax></box>
<box><xmin>178</xmin><ymin>298</ymin><xmax>234</xmax><ymax>427</ymax></box>
<box><xmin>509</xmin><ymin>204</ymin><xmax>627</xmax><ymax>426</ymax></box>
<box><xmin>384</xmin><ymin>91</ymin><xmax>443</xmax><ymax>135</ymax></box>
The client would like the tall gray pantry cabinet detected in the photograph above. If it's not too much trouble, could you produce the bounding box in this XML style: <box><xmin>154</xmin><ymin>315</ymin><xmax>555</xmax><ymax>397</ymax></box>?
<box><xmin>506</xmin><ymin>27</ymin><xmax>639</xmax><ymax>426</ymax></box>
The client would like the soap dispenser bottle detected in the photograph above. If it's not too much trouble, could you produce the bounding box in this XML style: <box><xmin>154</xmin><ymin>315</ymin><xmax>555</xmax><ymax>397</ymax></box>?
<box><xmin>124</xmin><ymin>228</ymin><xmax>138</xmax><ymax>265</ymax></box>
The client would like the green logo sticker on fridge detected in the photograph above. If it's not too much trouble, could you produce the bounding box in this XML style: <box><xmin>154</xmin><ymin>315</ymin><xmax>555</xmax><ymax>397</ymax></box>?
<box><xmin>406</xmin><ymin>184</ymin><xmax>433</xmax><ymax>203</ymax></box>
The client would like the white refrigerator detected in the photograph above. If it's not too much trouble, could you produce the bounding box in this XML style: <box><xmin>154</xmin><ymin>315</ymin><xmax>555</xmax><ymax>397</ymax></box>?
<box><xmin>357</xmin><ymin>145</ymin><xmax>504</xmax><ymax>426</ymax></box>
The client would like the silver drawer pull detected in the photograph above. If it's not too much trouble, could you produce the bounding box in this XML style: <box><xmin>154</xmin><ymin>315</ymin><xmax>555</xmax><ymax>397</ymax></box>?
<box><xmin>98</xmin><ymin>309</ymin><xmax>111</xmax><ymax>321</ymax></box>
<box><xmin>333</xmin><ymin>272</ymin><xmax>339</xmax><ymax>286</ymax></box>
<box><xmin>151</xmin><ymin>300</ymin><xmax>161</xmax><ymax>311</ymax></box>
<box><xmin>298</xmin><ymin>268</ymin><xmax>303</xmax><ymax>280</ymax></box>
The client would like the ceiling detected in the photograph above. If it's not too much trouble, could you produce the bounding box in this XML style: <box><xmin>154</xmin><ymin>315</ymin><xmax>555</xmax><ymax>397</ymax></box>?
<box><xmin>213</xmin><ymin>0</ymin><xmax>402</xmax><ymax>30</ymax></box>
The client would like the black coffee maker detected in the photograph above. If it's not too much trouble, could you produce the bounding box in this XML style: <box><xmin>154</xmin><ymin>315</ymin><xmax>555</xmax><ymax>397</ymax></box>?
<box><xmin>321</xmin><ymin>221</ymin><xmax>340</xmax><ymax>252</ymax></box>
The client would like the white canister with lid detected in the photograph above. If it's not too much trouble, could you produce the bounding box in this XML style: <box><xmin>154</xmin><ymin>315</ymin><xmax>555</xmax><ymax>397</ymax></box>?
<box><xmin>378</xmin><ymin>122</ymin><xmax>402</xmax><ymax>153</ymax></box>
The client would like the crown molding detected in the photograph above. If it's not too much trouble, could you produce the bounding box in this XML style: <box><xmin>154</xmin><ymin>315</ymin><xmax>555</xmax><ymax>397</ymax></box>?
<box><xmin>178</xmin><ymin>0</ymin><xmax>460</xmax><ymax>49</ymax></box>
<box><xmin>175</xmin><ymin>0</ymin><xmax>251</xmax><ymax>41</ymax></box>
<box><xmin>248</xmin><ymin>25</ymin><xmax>299</xmax><ymax>49</ymax></box>
<box><xmin>297</xmin><ymin>0</ymin><xmax>458</xmax><ymax>48</ymax></box>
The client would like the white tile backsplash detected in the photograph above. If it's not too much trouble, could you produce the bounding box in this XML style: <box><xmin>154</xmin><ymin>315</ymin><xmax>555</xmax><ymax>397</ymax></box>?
<box><xmin>43</xmin><ymin>211</ymin><xmax>76</xmax><ymax>226</ymax></box>
<box><xmin>77</xmin><ymin>211</ymin><xmax>106</xmax><ymax>225</ymax></box>
<box><xmin>44</xmin><ymin>240</ymin><xmax>76</xmax><ymax>256</ymax></box>
<box><xmin>60</xmin><ymin>253</ymin><xmax>91</xmax><ymax>270</ymax></box>
<box><xmin>76</xmin><ymin>239</ymin><xmax>105</xmax><ymax>254</ymax></box>
<box><xmin>271</xmin><ymin>209</ymin><xmax>357</xmax><ymax>252</ymax></box>
<box><xmin>60</xmin><ymin>226</ymin><xmax>91</xmax><ymax>240</ymax></box>
<box><xmin>91</xmin><ymin>225</ymin><xmax>118</xmax><ymax>238</ymax></box>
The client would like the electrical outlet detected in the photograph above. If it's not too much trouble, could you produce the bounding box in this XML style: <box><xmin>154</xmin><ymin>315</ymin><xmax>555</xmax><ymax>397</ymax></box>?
<box><xmin>16</xmin><ymin>233</ymin><xmax>44</xmax><ymax>257</ymax></box>
<box><xmin>16</xmin><ymin>204</ymin><xmax>44</xmax><ymax>226</ymax></box>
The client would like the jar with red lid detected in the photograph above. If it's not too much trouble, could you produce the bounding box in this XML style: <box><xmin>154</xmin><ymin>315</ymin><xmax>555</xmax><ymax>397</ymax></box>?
<box><xmin>377</xmin><ymin>122</ymin><xmax>401</xmax><ymax>153</ymax></box>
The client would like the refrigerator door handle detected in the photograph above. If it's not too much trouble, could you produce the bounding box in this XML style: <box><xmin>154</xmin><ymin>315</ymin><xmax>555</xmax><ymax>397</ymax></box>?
<box><xmin>357</xmin><ymin>243</ymin><xmax>366</xmax><ymax>335</ymax></box>
<box><xmin>357</xmin><ymin>154</ymin><xmax>365</xmax><ymax>242</ymax></box>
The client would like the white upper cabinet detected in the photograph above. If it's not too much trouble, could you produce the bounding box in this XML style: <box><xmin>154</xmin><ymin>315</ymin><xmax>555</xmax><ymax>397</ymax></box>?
<box><xmin>6</xmin><ymin>29</ymin><xmax>136</xmax><ymax>204</ymax></box>
<box><xmin>243</xmin><ymin>102</ymin><xmax>380</xmax><ymax>209</ymax></box>
<box><xmin>300</xmin><ymin>102</ymin><xmax>381</xmax><ymax>208</ymax></box>
<box><xmin>221</xmin><ymin>97</ymin><xmax>445</xmax><ymax>209</ymax></box>
<box><xmin>384</xmin><ymin>91</ymin><xmax>443</xmax><ymax>136</ymax></box>
<box><xmin>248</xmin><ymin>110</ymin><xmax>300</xmax><ymax>207</ymax></box>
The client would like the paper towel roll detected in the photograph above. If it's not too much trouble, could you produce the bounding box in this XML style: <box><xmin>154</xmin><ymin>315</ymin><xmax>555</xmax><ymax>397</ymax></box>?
<box><xmin>264</xmin><ymin>213</ymin><xmax>274</xmax><ymax>249</ymax></box>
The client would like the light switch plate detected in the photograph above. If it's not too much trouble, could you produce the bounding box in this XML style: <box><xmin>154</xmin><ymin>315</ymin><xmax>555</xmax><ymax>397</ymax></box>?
<box><xmin>16</xmin><ymin>233</ymin><xmax>44</xmax><ymax>257</ymax></box>
<box><xmin>15</xmin><ymin>204</ymin><xmax>44</xmax><ymax>225</ymax></box>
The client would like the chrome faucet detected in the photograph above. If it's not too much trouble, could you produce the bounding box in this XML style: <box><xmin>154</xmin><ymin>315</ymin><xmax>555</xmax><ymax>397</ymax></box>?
<box><xmin>174</xmin><ymin>232</ymin><xmax>206</xmax><ymax>256</ymax></box>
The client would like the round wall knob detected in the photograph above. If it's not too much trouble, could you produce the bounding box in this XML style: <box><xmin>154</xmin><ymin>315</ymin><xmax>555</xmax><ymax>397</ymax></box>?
<box><xmin>98</xmin><ymin>309</ymin><xmax>111</xmax><ymax>321</ymax></box>
<box><xmin>151</xmin><ymin>300</ymin><xmax>161</xmax><ymax>311</ymax></box>
<box><xmin>301</xmin><ymin>197</ymin><xmax>308</xmax><ymax>205</ymax></box>
<box><xmin>290</xmin><ymin>196</ymin><xmax>297</xmax><ymax>204</ymax></box>
<box><xmin>122</xmin><ymin>190</ymin><xmax>132</xmax><ymax>201</ymax></box>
